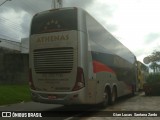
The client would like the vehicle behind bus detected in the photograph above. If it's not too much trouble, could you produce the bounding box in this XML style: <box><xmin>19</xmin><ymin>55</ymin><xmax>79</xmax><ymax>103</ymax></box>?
<box><xmin>137</xmin><ymin>61</ymin><xmax>149</xmax><ymax>90</ymax></box>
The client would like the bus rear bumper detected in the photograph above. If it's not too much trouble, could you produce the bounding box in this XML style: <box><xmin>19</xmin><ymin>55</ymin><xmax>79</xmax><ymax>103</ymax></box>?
<box><xmin>30</xmin><ymin>88</ymin><xmax>87</xmax><ymax>105</ymax></box>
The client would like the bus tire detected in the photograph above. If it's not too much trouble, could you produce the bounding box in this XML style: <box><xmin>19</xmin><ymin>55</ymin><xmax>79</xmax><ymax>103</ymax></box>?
<box><xmin>109</xmin><ymin>86</ymin><xmax>117</xmax><ymax>105</ymax></box>
<box><xmin>100</xmin><ymin>87</ymin><xmax>109</xmax><ymax>108</ymax></box>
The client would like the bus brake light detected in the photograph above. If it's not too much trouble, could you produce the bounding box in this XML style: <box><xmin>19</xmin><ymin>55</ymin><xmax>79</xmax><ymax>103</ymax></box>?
<box><xmin>72</xmin><ymin>67</ymin><xmax>85</xmax><ymax>91</ymax></box>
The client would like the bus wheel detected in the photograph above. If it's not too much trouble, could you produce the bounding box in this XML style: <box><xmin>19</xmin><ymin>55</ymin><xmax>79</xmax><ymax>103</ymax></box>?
<box><xmin>109</xmin><ymin>87</ymin><xmax>117</xmax><ymax>105</ymax></box>
<box><xmin>101</xmin><ymin>88</ymin><xmax>109</xmax><ymax>108</ymax></box>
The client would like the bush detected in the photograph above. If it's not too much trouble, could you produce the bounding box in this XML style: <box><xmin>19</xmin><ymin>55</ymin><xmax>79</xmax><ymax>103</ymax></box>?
<box><xmin>146</xmin><ymin>73</ymin><xmax>160</xmax><ymax>83</ymax></box>
<box><xmin>144</xmin><ymin>73</ymin><xmax>160</xmax><ymax>96</ymax></box>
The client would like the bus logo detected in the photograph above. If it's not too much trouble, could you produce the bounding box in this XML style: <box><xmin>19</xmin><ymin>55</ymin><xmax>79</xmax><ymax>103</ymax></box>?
<box><xmin>36</xmin><ymin>34</ymin><xmax>69</xmax><ymax>43</ymax></box>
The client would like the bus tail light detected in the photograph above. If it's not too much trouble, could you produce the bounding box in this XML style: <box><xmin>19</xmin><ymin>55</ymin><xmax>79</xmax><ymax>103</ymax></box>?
<box><xmin>72</xmin><ymin>67</ymin><xmax>85</xmax><ymax>91</ymax></box>
<box><xmin>29</xmin><ymin>69</ymin><xmax>36</xmax><ymax>90</ymax></box>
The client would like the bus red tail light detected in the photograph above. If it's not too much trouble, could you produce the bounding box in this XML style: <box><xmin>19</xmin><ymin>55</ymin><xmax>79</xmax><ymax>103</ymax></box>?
<box><xmin>29</xmin><ymin>69</ymin><xmax>36</xmax><ymax>90</ymax></box>
<box><xmin>72</xmin><ymin>67</ymin><xmax>85</xmax><ymax>91</ymax></box>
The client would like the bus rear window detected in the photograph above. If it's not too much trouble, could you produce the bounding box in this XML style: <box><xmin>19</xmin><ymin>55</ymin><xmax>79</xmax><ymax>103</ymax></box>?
<box><xmin>31</xmin><ymin>9</ymin><xmax>77</xmax><ymax>35</ymax></box>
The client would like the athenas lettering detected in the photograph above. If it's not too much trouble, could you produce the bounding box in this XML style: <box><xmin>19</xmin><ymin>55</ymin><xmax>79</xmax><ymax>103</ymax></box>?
<box><xmin>36</xmin><ymin>34</ymin><xmax>69</xmax><ymax>43</ymax></box>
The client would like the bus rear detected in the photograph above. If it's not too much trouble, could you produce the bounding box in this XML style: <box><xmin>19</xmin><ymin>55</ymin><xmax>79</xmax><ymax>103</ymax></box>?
<box><xmin>29</xmin><ymin>8</ymin><xmax>86</xmax><ymax>105</ymax></box>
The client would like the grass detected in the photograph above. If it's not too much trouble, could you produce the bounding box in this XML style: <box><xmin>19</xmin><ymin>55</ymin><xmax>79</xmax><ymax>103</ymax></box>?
<box><xmin>0</xmin><ymin>84</ymin><xmax>31</xmax><ymax>106</ymax></box>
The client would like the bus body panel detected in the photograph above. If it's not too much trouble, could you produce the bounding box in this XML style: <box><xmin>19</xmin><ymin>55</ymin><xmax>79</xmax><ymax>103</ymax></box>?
<box><xmin>30</xmin><ymin>30</ymin><xmax>78</xmax><ymax>92</ymax></box>
<box><xmin>30</xmin><ymin>88</ymin><xmax>87</xmax><ymax>105</ymax></box>
<box><xmin>86</xmin><ymin>12</ymin><xmax>137</xmax><ymax>100</ymax></box>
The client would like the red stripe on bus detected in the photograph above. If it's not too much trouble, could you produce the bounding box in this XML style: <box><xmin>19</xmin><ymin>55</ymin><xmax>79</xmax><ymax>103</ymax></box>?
<box><xmin>93</xmin><ymin>60</ymin><xmax>115</xmax><ymax>74</ymax></box>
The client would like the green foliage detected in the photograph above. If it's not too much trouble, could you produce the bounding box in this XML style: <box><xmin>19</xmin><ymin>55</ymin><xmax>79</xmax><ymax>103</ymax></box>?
<box><xmin>146</xmin><ymin>73</ymin><xmax>160</xmax><ymax>83</ymax></box>
<box><xmin>148</xmin><ymin>51</ymin><xmax>160</xmax><ymax>62</ymax></box>
<box><xmin>145</xmin><ymin>50</ymin><xmax>160</xmax><ymax>73</ymax></box>
<box><xmin>149</xmin><ymin>62</ymin><xmax>160</xmax><ymax>73</ymax></box>
<box><xmin>0</xmin><ymin>84</ymin><xmax>31</xmax><ymax>105</ymax></box>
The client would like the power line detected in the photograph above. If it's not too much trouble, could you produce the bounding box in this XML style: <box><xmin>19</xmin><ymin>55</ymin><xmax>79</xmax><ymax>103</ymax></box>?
<box><xmin>0</xmin><ymin>1</ymin><xmax>21</xmax><ymax>34</ymax></box>
<box><xmin>0</xmin><ymin>17</ymin><xmax>29</xmax><ymax>40</ymax></box>
<box><xmin>0</xmin><ymin>36</ymin><xmax>19</xmax><ymax>43</ymax></box>
<box><xmin>0</xmin><ymin>1</ymin><xmax>34</xmax><ymax>37</ymax></box>
<box><xmin>0</xmin><ymin>17</ymin><xmax>22</xmax><ymax>32</ymax></box>
<box><xmin>0</xmin><ymin>0</ymin><xmax>11</xmax><ymax>6</ymax></box>
<box><xmin>0</xmin><ymin>38</ymin><xmax>29</xmax><ymax>50</ymax></box>
<box><xmin>0</xmin><ymin>30</ymin><xmax>20</xmax><ymax>40</ymax></box>
<box><xmin>0</xmin><ymin>33</ymin><xmax>19</xmax><ymax>41</ymax></box>
<box><xmin>0</xmin><ymin>23</ymin><xmax>23</xmax><ymax>39</ymax></box>
<box><xmin>0</xmin><ymin>17</ymin><xmax>24</xmax><ymax>39</ymax></box>
<box><xmin>20</xmin><ymin>0</ymin><xmax>41</xmax><ymax>13</ymax></box>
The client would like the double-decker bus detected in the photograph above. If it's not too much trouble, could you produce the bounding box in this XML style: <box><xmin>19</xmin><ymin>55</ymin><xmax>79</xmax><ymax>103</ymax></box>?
<box><xmin>29</xmin><ymin>7</ymin><xmax>137</xmax><ymax>107</ymax></box>
<box><xmin>137</xmin><ymin>61</ymin><xmax>149</xmax><ymax>90</ymax></box>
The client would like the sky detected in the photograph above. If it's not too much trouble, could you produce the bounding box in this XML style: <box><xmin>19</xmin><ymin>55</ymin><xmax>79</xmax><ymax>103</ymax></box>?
<box><xmin>0</xmin><ymin>0</ymin><xmax>160</xmax><ymax>64</ymax></box>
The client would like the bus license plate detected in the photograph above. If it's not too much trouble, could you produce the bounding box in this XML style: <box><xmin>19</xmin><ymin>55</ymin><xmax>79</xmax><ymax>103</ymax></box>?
<box><xmin>48</xmin><ymin>95</ymin><xmax>57</xmax><ymax>100</ymax></box>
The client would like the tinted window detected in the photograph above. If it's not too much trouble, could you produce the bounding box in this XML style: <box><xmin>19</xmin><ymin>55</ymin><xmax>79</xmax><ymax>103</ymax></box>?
<box><xmin>31</xmin><ymin>9</ymin><xmax>77</xmax><ymax>35</ymax></box>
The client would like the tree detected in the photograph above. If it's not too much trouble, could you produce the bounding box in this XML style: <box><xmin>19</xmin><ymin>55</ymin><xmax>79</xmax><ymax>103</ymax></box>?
<box><xmin>149</xmin><ymin>51</ymin><xmax>160</xmax><ymax>62</ymax></box>
<box><xmin>144</xmin><ymin>50</ymin><xmax>160</xmax><ymax>73</ymax></box>
<box><xmin>149</xmin><ymin>62</ymin><xmax>159</xmax><ymax>73</ymax></box>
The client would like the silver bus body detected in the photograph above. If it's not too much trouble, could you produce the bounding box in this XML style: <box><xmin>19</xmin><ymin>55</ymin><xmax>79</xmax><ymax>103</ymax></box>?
<box><xmin>29</xmin><ymin>7</ymin><xmax>137</xmax><ymax>105</ymax></box>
